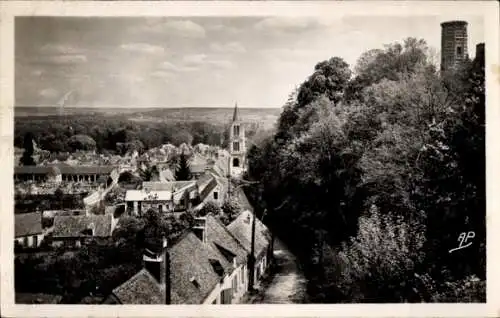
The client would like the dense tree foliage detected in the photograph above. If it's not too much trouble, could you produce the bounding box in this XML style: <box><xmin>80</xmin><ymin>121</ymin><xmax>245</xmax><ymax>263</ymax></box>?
<box><xmin>175</xmin><ymin>152</ymin><xmax>192</xmax><ymax>181</ymax></box>
<box><xmin>197</xmin><ymin>201</ymin><xmax>222</xmax><ymax>217</ymax></box>
<box><xmin>15</xmin><ymin>207</ymin><xmax>195</xmax><ymax>303</ymax></box>
<box><xmin>20</xmin><ymin>132</ymin><xmax>36</xmax><ymax>166</ymax></box>
<box><xmin>15</xmin><ymin>116</ymin><xmax>261</xmax><ymax>155</ymax></box>
<box><xmin>138</xmin><ymin>163</ymin><xmax>159</xmax><ymax>182</ymax></box>
<box><xmin>246</xmin><ymin>37</ymin><xmax>485</xmax><ymax>302</ymax></box>
<box><xmin>67</xmin><ymin>134</ymin><xmax>97</xmax><ymax>152</ymax></box>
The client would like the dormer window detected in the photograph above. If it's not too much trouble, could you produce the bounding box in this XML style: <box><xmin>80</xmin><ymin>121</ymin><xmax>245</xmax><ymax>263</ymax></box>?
<box><xmin>190</xmin><ymin>276</ymin><xmax>200</xmax><ymax>288</ymax></box>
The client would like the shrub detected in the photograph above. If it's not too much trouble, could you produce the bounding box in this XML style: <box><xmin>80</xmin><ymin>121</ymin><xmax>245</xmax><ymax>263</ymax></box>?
<box><xmin>197</xmin><ymin>201</ymin><xmax>221</xmax><ymax>217</ymax></box>
<box><xmin>334</xmin><ymin>205</ymin><xmax>426</xmax><ymax>302</ymax></box>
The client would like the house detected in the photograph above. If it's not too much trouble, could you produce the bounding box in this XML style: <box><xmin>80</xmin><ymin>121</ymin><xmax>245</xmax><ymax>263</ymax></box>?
<box><xmin>200</xmin><ymin>215</ymin><xmax>249</xmax><ymax>303</ymax></box>
<box><xmin>13</xmin><ymin>166</ymin><xmax>62</xmax><ymax>183</ymax></box>
<box><xmin>227</xmin><ymin>210</ymin><xmax>273</xmax><ymax>288</ymax></box>
<box><xmin>14</xmin><ymin>164</ymin><xmax>118</xmax><ymax>184</ymax></box>
<box><xmin>51</xmin><ymin>214</ymin><xmax>114</xmax><ymax>248</ymax></box>
<box><xmin>125</xmin><ymin>189</ymin><xmax>175</xmax><ymax>216</ymax></box>
<box><xmin>126</xmin><ymin>175</ymin><xmax>225</xmax><ymax>216</ymax></box>
<box><xmin>14</xmin><ymin>212</ymin><xmax>44</xmax><ymax>248</ymax></box>
<box><xmin>196</xmin><ymin>173</ymin><xmax>225</xmax><ymax>205</ymax></box>
<box><xmin>105</xmin><ymin>231</ymin><xmax>230</xmax><ymax>304</ymax></box>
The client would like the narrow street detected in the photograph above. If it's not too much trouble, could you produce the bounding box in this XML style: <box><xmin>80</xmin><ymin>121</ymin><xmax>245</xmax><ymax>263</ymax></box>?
<box><xmin>250</xmin><ymin>239</ymin><xmax>308</xmax><ymax>304</ymax></box>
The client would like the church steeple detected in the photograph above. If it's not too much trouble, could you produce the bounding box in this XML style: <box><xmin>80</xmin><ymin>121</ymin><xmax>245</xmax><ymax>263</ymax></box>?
<box><xmin>228</xmin><ymin>102</ymin><xmax>246</xmax><ymax>178</ymax></box>
<box><xmin>232</xmin><ymin>102</ymin><xmax>240</xmax><ymax>122</ymax></box>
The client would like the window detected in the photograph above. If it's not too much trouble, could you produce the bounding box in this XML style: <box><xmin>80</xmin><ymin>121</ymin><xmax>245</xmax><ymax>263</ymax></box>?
<box><xmin>221</xmin><ymin>288</ymin><xmax>232</xmax><ymax>304</ymax></box>
<box><xmin>456</xmin><ymin>46</ymin><xmax>463</xmax><ymax>56</ymax></box>
<box><xmin>213</xmin><ymin>191</ymin><xmax>218</xmax><ymax>200</ymax></box>
<box><xmin>233</xmin><ymin>125</ymin><xmax>239</xmax><ymax>136</ymax></box>
<box><xmin>233</xmin><ymin>158</ymin><xmax>240</xmax><ymax>168</ymax></box>
<box><xmin>233</xmin><ymin>142</ymin><xmax>239</xmax><ymax>152</ymax></box>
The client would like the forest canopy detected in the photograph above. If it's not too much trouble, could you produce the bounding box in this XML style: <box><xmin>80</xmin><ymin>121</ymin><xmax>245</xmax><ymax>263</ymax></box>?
<box><xmin>245</xmin><ymin>37</ymin><xmax>485</xmax><ymax>302</ymax></box>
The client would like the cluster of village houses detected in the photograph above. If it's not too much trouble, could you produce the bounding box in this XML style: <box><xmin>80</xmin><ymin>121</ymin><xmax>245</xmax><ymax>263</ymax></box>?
<box><xmin>15</xmin><ymin>105</ymin><xmax>273</xmax><ymax>304</ymax></box>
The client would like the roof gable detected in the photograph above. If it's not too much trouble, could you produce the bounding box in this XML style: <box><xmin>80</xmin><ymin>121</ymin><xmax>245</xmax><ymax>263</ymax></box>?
<box><xmin>168</xmin><ymin>232</ymin><xmax>227</xmax><ymax>304</ymax></box>
<box><xmin>227</xmin><ymin>210</ymin><xmax>271</xmax><ymax>258</ymax></box>
<box><xmin>205</xmin><ymin>215</ymin><xmax>248</xmax><ymax>265</ymax></box>
<box><xmin>112</xmin><ymin>269</ymin><xmax>164</xmax><ymax>304</ymax></box>
<box><xmin>52</xmin><ymin>214</ymin><xmax>113</xmax><ymax>238</ymax></box>
<box><xmin>15</xmin><ymin>212</ymin><xmax>43</xmax><ymax>237</ymax></box>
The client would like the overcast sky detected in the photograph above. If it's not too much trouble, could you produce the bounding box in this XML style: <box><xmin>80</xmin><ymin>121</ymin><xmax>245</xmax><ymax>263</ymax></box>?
<box><xmin>15</xmin><ymin>15</ymin><xmax>484</xmax><ymax>108</ymax></box>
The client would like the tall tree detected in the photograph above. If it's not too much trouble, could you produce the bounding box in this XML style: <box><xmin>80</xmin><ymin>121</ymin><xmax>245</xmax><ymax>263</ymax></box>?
<box><xmin>138</xmin><ymin>163</ymin><xmax>159</xmax><ymax>182</ymax></box>
<box><xmin>175</xmin><ymin>152</ymin><xmax>192</xmax><ymax>180</ymax></box>
<box><xmin>20</xmin><ymin>132</ymin><xmax>36</xmax><ymax>166</ymax></box>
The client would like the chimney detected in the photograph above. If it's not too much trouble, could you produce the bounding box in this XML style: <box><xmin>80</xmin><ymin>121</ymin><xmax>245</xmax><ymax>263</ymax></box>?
<box><xmin>193</xmin><ymin>216</ymin><xmax>207</xmax><ymax>243</ymax></box>
<box><xmin>143</xmin><ymin>237</ymin><xmax>170</xmax><ymax>304</ymax></box>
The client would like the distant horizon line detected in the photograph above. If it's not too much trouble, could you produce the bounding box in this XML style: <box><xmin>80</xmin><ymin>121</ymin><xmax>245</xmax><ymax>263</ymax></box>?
<box><xmin>15</xmin><ymin>105</ymin><xmax>282</xmax><ymax>109</ymax></box>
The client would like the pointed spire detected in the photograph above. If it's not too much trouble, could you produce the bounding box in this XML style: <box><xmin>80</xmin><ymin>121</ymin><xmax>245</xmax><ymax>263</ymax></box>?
<box><xmin>232</xmin><ymin>102</ymin><xmax>240</xmax><ymax>122</ymax></box>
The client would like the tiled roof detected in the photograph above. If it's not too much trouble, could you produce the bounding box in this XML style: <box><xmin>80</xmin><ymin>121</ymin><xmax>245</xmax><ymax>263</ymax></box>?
<box><xmin>190</xmin><ymin>164</ymin><xmax>209</xmax><ymax>174</ymax></box>
<box><xmin>112</xmin><ymin>269</ymin><xmax>165</xmax><ymax>304</ymax></box>
<box><xmin>210</xmin><ymin>156</ymin><xmax>229</xmax><ymax>178</ymax></box>
<box><xmin>15</xmin><ymin>212</ymin><xmax>43</xmax><ymax>237</ymax></box>
<box><xmin>196</xmin><ymin>173</ymin><xmax>214</xmax><ymax>191</ymax></box>
<box><xmin>227</xmin><ymin>210</ymin><xmax>271</xmax><ymax>259</ymax></box>
<box><xmin>52</xmin><ymin>214</ymin><xmax>113</xmax><ymax>238</ymax></box>
<box><xmin>15</xmin><ymin>165</ymin><xmax>116</xmax><ymax>175</ymax></box>
<box><xmin>142</xmin><ymin>181</ymin><xmax>195</xmax><ymax>192</ymax></box>
<box><xmin>198</xmin><ymin>177</ymin><xmax>219</xmax><ymax>202</ymax></box>
<box><xmin>169</xmin><ymin>232</ymin><xmax>227</xmax><ymax>304</ymax></box>
<box><xmin>212</xmin><ymin>175</ymin><xmax>229</xmax><ymax>201</ymax></box>
<box><xmin>205</xmin><ymin>214</ymin><xmax>248</xmax><ymax>266</ymax></box>
<box><xmin>235</xmin><ymin>187</ymin><xmax>254</xmax><ymax>212</ymax></box>
<box><xmin>14</xmin><ymin>166</ymin><xmax>54</xmax><ymax>175</ymax></box>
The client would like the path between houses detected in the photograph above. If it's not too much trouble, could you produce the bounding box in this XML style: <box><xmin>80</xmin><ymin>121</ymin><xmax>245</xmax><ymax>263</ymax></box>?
<box><xmin>249</xmin><ymin>239</ymin><xmax>308</xmax><ymax>304</ymax></box>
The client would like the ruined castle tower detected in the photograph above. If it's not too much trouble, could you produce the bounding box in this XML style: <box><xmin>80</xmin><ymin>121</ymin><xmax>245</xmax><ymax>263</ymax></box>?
<box><xmin>441</xmin><ymin>21</ymin><xmax>468</xmax><ymax>72</ymax></box>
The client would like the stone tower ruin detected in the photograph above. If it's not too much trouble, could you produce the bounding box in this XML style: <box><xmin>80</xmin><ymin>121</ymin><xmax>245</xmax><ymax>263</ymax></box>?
<box><xmin>441</xmin><ymin>20</ymin><xmax>468</xmax><ymax>72</ymax></box>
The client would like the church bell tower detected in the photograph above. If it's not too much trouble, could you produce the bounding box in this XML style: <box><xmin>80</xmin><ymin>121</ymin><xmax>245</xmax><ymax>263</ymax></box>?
<box><xmin>229</xmin><ymin>102</ymin><xmax>246</xmax><ymax>178</ymax></box>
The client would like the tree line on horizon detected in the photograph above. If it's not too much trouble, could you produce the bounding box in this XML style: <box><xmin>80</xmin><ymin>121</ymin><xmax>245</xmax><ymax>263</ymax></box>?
<box><xmin>245</xmin><ymin>37</ymin><xmax>485</xmax><ymax>302</ymax></box>
<box><xmin>14</xmin><ymin>115</ymin><xmax>264</xmax><ymax>161</ymax></box>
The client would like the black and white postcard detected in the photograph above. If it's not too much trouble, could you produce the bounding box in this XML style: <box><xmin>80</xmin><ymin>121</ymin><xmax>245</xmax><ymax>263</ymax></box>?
<box><xmin>1</xmin><ymin>1</ymin><xmax>499</xmax><ymax>317</ymax></box>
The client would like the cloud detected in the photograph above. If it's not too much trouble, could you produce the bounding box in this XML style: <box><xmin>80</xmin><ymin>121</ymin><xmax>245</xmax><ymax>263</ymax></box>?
<box><xmin>206</xmin><ymin>23</ymin><xmax>242</xmax><ymax>35</ymax></box>
<box><xmin>40</xmin><ymin>43</ymin><xmax>84</xmax><ymax>55</ymax></box>
<box><xmin>45</xmin><ymin>54</ymin><xmax>88</xmax><ymax>65</ymax></box>
<box><xmin>207</xmin><ymin>60</ymin><xmax>235</xmax><ymax>70</ymax></box>
<box><xmin>140</xmin><ymin>19</ymin><xmax>206</xmax><ymax>38</ymax></box>
<box><xmin>160</xmin><ymin>61</ymin><xmax>199</xmax><ymax>73</ymax></box>
<box><xmin>150</xmin><ymin>70</ymin><xmax>176</xmax><ymax>79</ymax></box>
<box><xmin>210</xmin><ymin>42</ymin><xmax>246</xmax><ymax>53</ymax></box>
<box><xmin>109</xmin><ymin>73</ymin><xmax>145</xmax><ymax>84</ymax></box>
<box><xmin>182</xmin><ymin>54</ymin><xmax>207</xmax><ymax>65</ymax></box>
<box><xmin>31</xmin><ymin>70</ymin><xmax>43</xmax><ymax>77</ymax></box>
<box><xmin>120</xmin><ymin>43</ymin><xmax>166</xmax><ymax>55</ymax></box>
<box><xmin>254</xmin><ymin>17</ymin><xmax>339</xmax><ymax>35</ymax></box>
<box><xmin>39</xmin><ymin>88</ymin><xmax>59</xmax><ymax>98</ymax></box>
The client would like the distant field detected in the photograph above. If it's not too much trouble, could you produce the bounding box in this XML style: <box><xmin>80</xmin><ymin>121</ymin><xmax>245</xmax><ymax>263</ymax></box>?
<box><xmin>15</xmin><ymin>107</ymin><xmax>282</xmax><ymax>130</ymax></box>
